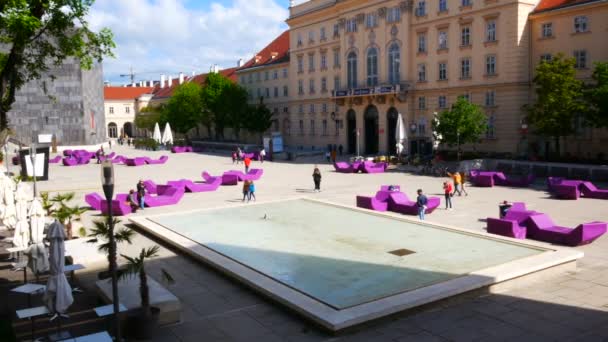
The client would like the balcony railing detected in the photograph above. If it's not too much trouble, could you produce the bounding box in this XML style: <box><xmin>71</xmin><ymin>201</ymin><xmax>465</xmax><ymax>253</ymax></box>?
<box><xmin>331</xmin><ymin>82</ymin><xmax>411</xmax><ymax>98</ymax></box>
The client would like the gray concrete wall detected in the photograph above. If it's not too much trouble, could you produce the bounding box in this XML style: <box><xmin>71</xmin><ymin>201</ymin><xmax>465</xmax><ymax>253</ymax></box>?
<box><xmin>7</xmin><ymin>58</ymin><xmax>105</xmax><ymax>146</ymax></box>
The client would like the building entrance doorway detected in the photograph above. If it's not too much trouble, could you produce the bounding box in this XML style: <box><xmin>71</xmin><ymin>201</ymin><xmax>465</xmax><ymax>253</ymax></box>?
<box><xmin>364</xmin><ymin>105</ymin><xmax>379</xmax><ymax>155</ymax></box>
<box><xmin>347</xmin><ymin>110</ymin><xmax>357</xmax><ymax>154</ymax></box>
<box><xmin>386</xmin><ymin>108</ymin><xmax>398</xmax><ymax>155</ymax></box>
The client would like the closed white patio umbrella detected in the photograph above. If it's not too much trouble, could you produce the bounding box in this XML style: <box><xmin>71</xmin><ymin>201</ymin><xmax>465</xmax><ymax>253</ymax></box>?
<box><xmin>395</xmin><ymin>113</ymin><xmax>407</xmax><ymax>156</ymax></box>
<box><xmin>44</xmin><ymin>220</ymin><xmax>73</xmax><ymax>318</ymax></box>
<box><xmin>153</xmin><ymin>123</ymin><xmax>162</xmax><ymax>144</ymax></box>
<box><xmin>29</xmin><ymin>197</ymin><xmax>46</xmax><ymax>244</ymax></box>
<box><xmin>13</xmin><ymin>183</ymin><xmax>30</xmax><ymax>247</ymax></box>
<box><xmin>162</xmin><ymin>123</ymin><xmax>173</xmax><ymax>145</ymax></box>
<box><xmin>2</xmin><ymin>178</ymin><xmax>16</xmax><ymax>229</ymax></box>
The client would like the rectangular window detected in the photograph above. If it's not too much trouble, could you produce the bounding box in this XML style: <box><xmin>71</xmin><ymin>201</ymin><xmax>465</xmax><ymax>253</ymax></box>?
<box><xmin>322</xmin><ymin>103</ymin><xmax>328</xmax><ymax>113</ymax></box>
<box><xmin>462</xmin><ymin>0</ymin><xmax>472</xmax><ymax>6</ymax></box>
<box><xmin>273</xmin><ymin>70</ymin><xmax>278</xmax><ymax>79</ymax></box>
<box><xmin>418</xmin><ymin>96</ymin><xmax>426</xmax><ymax>110</ymax></box>
<box><xmin>461</xmin><ymin>26</ymin><xmax>471</xmax><ymax>46</ymax></box>
<box><xmin>416</xmin><ymin>1</ymin><xmax>426</xmax><ymax>16</ymax></box>
<box><xmin>461</xmin><ymin>93</ymin><xmax>470</xmax><ymax>102</ymax></box>
<box><xmin>248</xmin><ymin>74</ymin><xmax>252</xmax><ymax>83</ymax></box>
<box><xmin>387</xmin><ymin>7</ymin><xmax>401</xmax><ymax>23</ymax></box>
<box><xmin>297</xmin><ymin>33</ymin><xmax>303</xmax><ymax>46</ymax></box>
<box><xmin>574</xmin><ymin>50</ymin><xmax>587</xmax><ymax>69</ymax></box>
<box><xmin>461</xmin><ymin>58</ymin><xmax>471</xmax><ymax>79</ymax></box>
<box><xmin>346</xmin><ymin>19</ymin><xmax>357</xmax><ymax>33</ymax></box>
<box><xmin>486</xmin><ymin>20</ymin><xmax>496</xmax><ymax>42</ymax></box>
<box><xmin>438</xmin><ymin>95</ymin><xmax>447</xmax><ymax>109</ymax></box>
<box><xmin>283</xmin><ymin>68</ymin><xmax>288</xmax><ymax>78</ymax></box>
<box><xmin>308</xmin><ymin>54</ymin><xmax>315</xmax><ymax>71</ymax></box>
<box><xmin>438</xmin><ymin>62</ymin><xmax>447</xmax><ymax>80</ymax></box>
<box><xmin>417</xmin><ymin>33</ymin><xmax>427</xmax><ymax>53</ymax></box>
<box><xmin>310</xmin><ymin>120</ymin><xmax>315</xmax><ymax>135</ymax></box>
<box><xmin>125</xmin><ymin>107</ymin><xmax>130</xmax><ymax>114</ymax></box>
<box><xmin>418</xmin><ymin>64</ymin><xmax>427</xmax><ymax>82</ymax></box>
<box><xmin>322</xmin><ymin>119</ymin><xmax>328</xmax><ymax>135</ymax></box>
<box><xmin>333</xmin><ymin>23</ymin><xmax>340</xmax><ymax>37</ymax></box>
<box><xmin>274</xmin><ymin>87</ymin><xmax>279</xmax><ymax>97</ymax></box>
<box><xmin>438</xmin><ymin>31</ymin><xmax>448</xmax><ymax>49</ymax></box>
<box><xmin>265</xmin><ymin>88</ymin><xmax>270</xmax><ymax>98</ymax></box>
<box><xmin>298</xmin><ymin>105</ymin><xmax>304</xmax><ymax>114</ymax></box>
<box><xmin>264</xmin><ymin>71</ymin><xmax>269</xmax><ymax>81</ymax></box>
<box><xmin>418</xmin><ymin>118</ymin><xmax>427</xmax><ymax>134</ymax></box>
<box><xmin>310</xmin><ymin>104</ymin><xmax>315</xmax><ymax>113</ymax></box>
<box><xmin>321</xmin><ymin>77</ymin><xmax>327</xmax><ymax>92</ymax></box>
<box><xmin>298</xmin><ymin>80</ymin><xmax>304</xmax><ymax>95</ymax></box>
<box><xmin>486</xmin><ymin>115</ymin><xmax>495</xmax><ymax>139</ymax></box>
<box><xmin>574</xmin><ymin>16</ymin><xmax>588</xmax><ymax>33</ymax></box>
<box><xmin>299</xmin><ymin>120</ymin><xmax>304</xmax><ymax>134</ymax></box>
<box><xmin>320</xmin><ymin>27</ymin><xmax>326</xmax><ymax>41</ymax></box>
<box><xmin>486</xmin><ymin>55</ymin><xmax>496</xmax><ymax>75</ymax></box>
<box><xmin>256</xmin><ymin>73</ymin><xmax>261</xmax><ymax>82</ymax></box>
<box><xmin>109</xmin><ymin>107</ymin><xmax>114</xmax><ymax>114</ymax></box>
<box><xmin>333</xmin><ymin>49</ymin><xmax>340</xmax><ymax>68</ymax></box>
<box><xmin>257</xmin><ymin>88</ymin><xmax>262</xmax><ymax>98</ymax></box>
<box><xmin>540</xmin><ymin>54</ymin><xmax>552</xmax><ymax>62</ymax></box>
<box><xmin>439</xmin><ymin>0</ymin><xmax>448</xmax><ymax>12</ymax></box>
<box><xmin>321</xmin><ymin>53</ymin><xmax>327</xmax><ymax>69</ymax></box>
<box><xmin>366</xmin><ymin>13</ymin><xmax>378</xmax><ymax>28</ymax></box>
<box><xmin>541</xmin><ymin>23</ymin><xmax>552</xmax><ymax>38</ymax></box>
<box><xmin>334</xmin><ymin>76</ymin><xmax>341</xmax><ymax>91</ymax></box>
<box><xmin>297</xmin><ymin>56</ymin><xmax>304</xmax><ymax>73</ymax></box>
<box><xmin>283</xmin><ymin>86</ymin><xmax>288</xmax><ymax>97</ymax></box>
<box><xmin>309</xmin><ymin>79</ymin><xmax>315</xmax><ymax>93</ymax></box>
<box><xmin>308</xmin><ymin>30</ymin><xmax>315</xmax><ymax>43</ymax></box>
<box><xmin>485</xmin><ymin>90</ymin><xmax>495</xmax><ymax>107</ymax></box>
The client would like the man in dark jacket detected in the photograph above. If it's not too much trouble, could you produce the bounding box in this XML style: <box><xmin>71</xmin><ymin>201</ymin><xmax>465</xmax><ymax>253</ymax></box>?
<box><xmin>416</xmin><ymin>189</ymin><xmax>428</xmax><ymax>220</ymax></box>
<box><xmin>136</xmin><ymin>180</ymin><xmax>146</xmax><ymax>209</ymax></box>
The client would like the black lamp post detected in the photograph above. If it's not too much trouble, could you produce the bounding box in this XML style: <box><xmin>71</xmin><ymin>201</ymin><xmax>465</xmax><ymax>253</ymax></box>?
<box><xmin>101</xmin><ymin>160</ymin><xmax>121</xmax><ymax>341</ymax></box>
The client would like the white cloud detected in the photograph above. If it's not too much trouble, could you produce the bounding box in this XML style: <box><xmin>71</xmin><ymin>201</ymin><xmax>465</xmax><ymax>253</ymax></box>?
<box><xmin>89</xmin><ymin>0</ymin><xmax>288</xmax><ymax>83</ymax></box>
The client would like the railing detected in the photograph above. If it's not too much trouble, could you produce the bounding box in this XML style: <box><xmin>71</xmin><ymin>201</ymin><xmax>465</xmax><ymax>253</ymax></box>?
<box><xmin>331</xmin><ymin>82</ymin><xmax>410</xmax><ymax>98</ymax></box>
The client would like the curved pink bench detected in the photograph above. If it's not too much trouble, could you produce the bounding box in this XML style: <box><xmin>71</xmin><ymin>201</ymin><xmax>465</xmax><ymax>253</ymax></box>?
<box><xmin>356</xmin><ymin>193</ymin><xmax>388</xmax><ymax>212</ymax></box>
<box><xmin>527</xmin><ymin>214</ymin><xmax>607</xmax><ymax>246</ymax></box>
<box><xmin>171</xmin><ymin>146</ymin><xmax>193</xmax><ymax>153</ymax></box>
<box><xmin>145</xmin><ymin>155</ymin><xmax>169</xmax><ymax>165</ymax></box>
<box><xmin>360</xmin><ymin>161</ymin><xmax>387</xmax><ymax>174</ymax></box>
<box><xmin>49</xmin><ymin>156</ymin><xmax>62</xmax><ymax>163</ymax></box>
<box><xmin>144</xmin><ymin>186</ymin><xmax>184</xmax><ymax>207</ymax></box>
<box><xmin>333</xmin><ymin>162</ymin><xmax>356</xmax><ymax>173</ymax></box>
<box><xmin>125</xmin><ymin>157</ymin><xmax>146</xmax><ymax>166</ymax></box>
<box><xmin>221</xmin><ymin>173</ymin><xmax>239</xmax><ymax>185</ymax></box>
<box><xmin>85</xmin><ymin>192</ymin><xmax>133</xmax><ymax>216</ymax></box>
<box><xmin>62</xmin><ymin>158</ymin><xmax>78</xmax><ymax>166</ymax></box>
<box><xmin>487</xmin><ymin>218</ymin><xmax>527</xmax><ymax>239</ymax></box>
<box><xmin>387</xmin><ymin>192</ymin><xmax>440</xmax><ymax>215</ymax></box>
<box><xmin>580</xmin><ymin>182</ymin><xmax>608</xmax><ymax>199</ymax></box>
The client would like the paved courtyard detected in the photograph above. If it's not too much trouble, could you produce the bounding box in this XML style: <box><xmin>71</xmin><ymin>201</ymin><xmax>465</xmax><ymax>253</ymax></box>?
<box><xmin>2</xmin><ymin>145</ymin><xmax>608</xmax><ymax>341</ymax></box>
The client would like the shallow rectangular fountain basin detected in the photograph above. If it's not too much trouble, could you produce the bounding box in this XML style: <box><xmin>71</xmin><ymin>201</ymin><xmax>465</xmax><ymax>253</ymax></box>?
<box><xmin>130</xmin><ymin>199</ymin><xmax>582</xmax><ymax>331</ymax></box>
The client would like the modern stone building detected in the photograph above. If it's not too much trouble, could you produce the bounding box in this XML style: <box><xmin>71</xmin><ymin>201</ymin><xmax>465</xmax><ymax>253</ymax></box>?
<box><xmin>8</xmin><ymin>59</ymin><xmax>106</xmax><ymax>146</ymax></box>
<box><xmin>284</xmin><ymin>0</ymin><xmax>608</xmax><ymax>156</ymax></box>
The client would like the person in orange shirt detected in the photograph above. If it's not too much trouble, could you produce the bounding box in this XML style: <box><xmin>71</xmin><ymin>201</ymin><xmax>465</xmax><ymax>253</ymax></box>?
<box><xmin>244</xmin><ymin>156</ymin><xmax>251</xmax><ymax>173</ymax></box>
<box><xmin>443</xmin><ymin>181</ymin><xmax>453</xmax><ymax>210</ymax></box>
<box><xmin>447</xmin><ymin>171</ymin><xmax>463</xmax><ymax>196</ymax></box>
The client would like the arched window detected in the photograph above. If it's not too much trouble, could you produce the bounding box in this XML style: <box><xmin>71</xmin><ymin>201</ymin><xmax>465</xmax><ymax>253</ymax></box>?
<box><xmin>388</xmin><ymin>43</ymin><xmax>400</xmax><ymax>85</ymax></box>
<box><xmin>347</xmin><ymin>52</ymin><xmax>358</xmax><ymax>89</ymax></box>
<box><xmin>107</xmin><ymin>122</ymin><xmax>118</xmax><ymax>138</ymax></box>
<box><xmin>367</xmin><ymin>48</ymin><xmax>378</xmax><ymax>86</ymax></box>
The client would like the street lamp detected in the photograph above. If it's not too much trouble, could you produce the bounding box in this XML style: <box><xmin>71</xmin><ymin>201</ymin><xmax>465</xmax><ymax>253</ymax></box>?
<box><xmin>101</xmin><ymin>160</ymin><xmax>121</xmax><ymax>341</ymax></box>
<box><xmin>29</xmin><ymin>143</ymin><xmax>37</xmax><ymax>198</ymax></box>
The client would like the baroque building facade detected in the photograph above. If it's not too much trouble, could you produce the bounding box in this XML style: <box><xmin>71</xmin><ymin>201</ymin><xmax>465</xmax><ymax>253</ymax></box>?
<box><xmin>283</xmin><ymin>0</ymin><xmax>608</xmax><ymax>157</ymax></box>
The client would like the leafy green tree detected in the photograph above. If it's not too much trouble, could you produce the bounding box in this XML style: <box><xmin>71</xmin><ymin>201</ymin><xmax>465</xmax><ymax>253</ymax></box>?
<box><xmin>135</xmin><ymin>105</ymin><xmax>165</xmax><ymax>132</ymax></box>
<box><xmin>87</xmin><ymin>217</ymin><xmax>134</xmax><ymax>273</ymax></box>
<box><xmin>584</xmin><ymin>62</ymin><xmax>608</xmax><ymax>129</ymax></box>
<box><xmin>244</xmin><ymin>100</ymin><xmax>274</xmax><ymax>142</ymax></box>
<box><xmin>432</xmin><ymin>97</ymin><xmax>487</xmax><ymax>160</ymax></box>
<box><xmin>200</xmin><ymin>72</ymin><xmax>234</xmax><ymax>140</ymax></box>
<box><xmin>0</xmin><ymin>0</ymin><xmax>114</xmax><ymax>133</ymax></box>
<box><xmin>164</xmin><ymin>82</ymin><xmax>203</xmax><ymax>136</ymax></box>
<box><xmin>525</xmin><ymin>54</ymin><xmax>585</xmax><ymax>156</ymax></box>
<box><xmin>223</xmin><ymin>83</ymin><xmax>249</xmax><ymax>140</ymax></box>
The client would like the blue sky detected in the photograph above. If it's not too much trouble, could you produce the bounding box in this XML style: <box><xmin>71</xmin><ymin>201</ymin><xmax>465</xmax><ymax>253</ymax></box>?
<box><xmin>89</xmin><ymin>0</ymin><xmax>291</xmax><ymax>84</ymax></box>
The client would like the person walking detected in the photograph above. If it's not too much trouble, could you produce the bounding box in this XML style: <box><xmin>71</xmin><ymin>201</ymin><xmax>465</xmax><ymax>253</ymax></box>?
<box><xmin>127</xmin><ymin>190</ymin><xmax>139</xmax><ymax>213</ymax></box>
<box><xmin>312</xmin><ymin>167</ymin><xmax>322</xmax><ymax>192</ymax></box>
<box><xmin>259</xmin><ymin>148</ymin><xmax>266</xmax><ymax>163</ymax></box>
<box><xmin>136</xmin><ymin>180</ymin><xmax>146</xmax><ymax>209</ymax></box>
<box><xmin>248</xmin><ymin>181</ymin><xmax>256</xmax><ymax>201</ymax></box>
<box><xmin>231</xmin><ymin>151</ymin><xmax>237</xmax><ymax>164</ymax></box>
<box><xmin>237</xmin><ymin>148</ymin><xmax>243</xmax><ymax>164</ymax></box>
<box><xmin>242</xmin><ymin>180</ymin><xmax>250</xmax><ymax>202</ymax></box>
<box><xmin>338</xmin><ymin>144</ymin><xmax>343</xmax><ymax>156</ymax></box>
<box><xmin>126</xmin><ymin>136</ymin><xmax>131</xmax><ymax>147</ymax></box>
<box><xmin>330</xmin><ymin>149</ymin><xmax>337</xmax><ymax>163</ymax></box>
<box><xmin>443</xmin><ymin>181</ymin><xmax>453</xmax><ymax>210</ymax></box>
<box><xmin>460</xmin><ymin>172</ymin><xmax>469</xmax><ymax>196</ymax></box>
<box><xmin>447</xmin><ymin>171</ymin><xmax>463</xmax><ymax>196</ymax></box>
<box><xmin>325</xmin><ymin>151</ymin><xmax>331</xmax><ymax>163</ymax></box>
<box><xmin>108</xmin><ymin>139</ymin><xmax>112</xmax><ymax>150</ymax></box>
<box><xmin>416</xmin><ymin>189</ymin><xmax>428</xmax><ymax>220</ymax></box>
<box><xmin>244</xmin><ymin>156</ymin><xmax>251</xmax><ymax>173</ymax></box>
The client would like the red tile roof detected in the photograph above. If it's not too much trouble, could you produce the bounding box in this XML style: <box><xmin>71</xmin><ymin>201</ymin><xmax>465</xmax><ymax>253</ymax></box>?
<box><xmin>104</xmin><ymin>87</ymin><xmax>155</xmax><ymax>100</ymax></box>
<box><xmin>534</xmin><ymin>0</ymin><xmax>598</xmax><ymax>12</ymax></box>
<box><xmin>238</xmin><ymin>30</ymin><xmax>290</xmax><ymax>71</ymax></box>
<box><xmin>152</xmin><ymin>68</ymin><xmax>238</xmax><ymax>99</ymax></box>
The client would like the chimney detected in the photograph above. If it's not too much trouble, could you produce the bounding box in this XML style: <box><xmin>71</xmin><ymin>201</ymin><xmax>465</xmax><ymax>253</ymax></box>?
<box><xmin>179</xmin><ymin>72</ymin><xmax>184</xmax><ymax>84</ymax></box>
<box><xmin>237</xmin><ymin>59</ymin><xmax>244</xmax><ymax>67</ymax></box>
<box><xmin>131</xmin><ymin>82</ymin><xmax>136</xmax><ymax>87</ymax></box>
<box><xmin>160</xmin><ymin>74</ymin><xmax>166</xmax><ymax>88</ymax></box>
<box><xmin>254</xmin><ymin>55</ymin><xmax>261</xmax><ymax>64</ymax></box>
<box><xmin>210</xmin><ymin>64</ymin><xmax>220</xmax><ymax>73</ymax></box>
<box><xmin>271</xmin><ymin>52</ymin><xmax>278</xmax><ymax>59</ymax></box>
<box><xmin>168</xmin><ymin>76</ymin><xmax>173</xmax><ymax>87</ymax></box>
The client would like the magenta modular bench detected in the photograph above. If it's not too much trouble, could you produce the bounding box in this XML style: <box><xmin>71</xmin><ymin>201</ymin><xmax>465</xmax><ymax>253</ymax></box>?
<box><xmin>62</xmin><ymin>158</ymin><xmax>78</xmax><ymax>166</ymax></box>
<box><xmin>527</xmin><ymin>214</ymin><xmax>607</xmax><ymax>246</ymax></box>
<box><xmin>580</xmin><ymin>182</ymin><xmax>608</xmax><ymax>200</ymax></box>
<box><xmin>202</xmin><ymin>171</ymin><xmax>221</xmax><ymax>184</ymax></box>
<box><xmin>49</xmin><ymin>155</ymin><xmax>62</xmax><ymax>163</ymax></box>
<box><xmin>171</xmin><ymin>146</ymin><xmax>193</xmax><ymax>153</ymax></box>
<box><xmin>145</xmin><ymin>155</ymin><xmax>169</xmax><ymax>165</ymax></box>
<box><xmin>125</xmin><ymin>157</ymin><xmax>146</xmax><ymax>166</ymax></box>
<box><xmin>112</xmin><ymin>155</ymin><xmax>127</xmax><ymax>164</ymax></box>
<box><xmin>85</xmin><ymin>192</ymin><xmax>133</xmax><ymax>216</ymax></box>
<box><xmin>221</xmin><ymin>173</ymin><xmax>239</xmax><ymax>185</ymax></box>
<box><xmin>360</xmin><ymin>161</ymin><xmax>387</xmax><ymax>174</ymax></box>
<box><xmin>224</xmin><ymin>169</ymin><xmax>264</xmax><ymax>181</ymax></box>
<box><xmin>356</xmin><ymin>194</ymin><xmax>389</xmax><ymax>211</ymax></box>
<box><xmin>334</xmin><ymin>162</ymin><xmax>356</xmax><ymax>173</ymax></box>
<box><xmin>144</xmin><ymin>185</ymin><xmax>184</xmax><ymax>207</ymax></box>
<box><xmin>553</xmin><ymin>184</ymin><xmax>580</xmax><ymax>199</ymax></box>
<box><xmin>387</xmin><ymin>192</ymin><xmax>441</xmax><ymax>215</ymax></box>
<box><xmin>169</xmin><ymin>177</ymin><xmax>222</xmax><ymax>193</ymax></box>
<box><xmin>487</xmin><ymin>218</ymin><xmax>527</xmax><ymax>239</ymax></box>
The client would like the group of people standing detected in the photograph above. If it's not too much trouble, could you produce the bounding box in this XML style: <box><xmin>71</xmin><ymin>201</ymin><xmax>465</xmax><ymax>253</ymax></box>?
<box><xmin>242</xmin><ymin>180</ymin><xmax>256</xmax><ymax>202</ymax></box>
<box><xmin>127</xmin><ymin>180</ymin><xmax>146</xmax><ymax>212</ymax></box>
<box><xmin>325</xmin><ymin>144</ymin><xmax>344</xmax><ymax>163</ymax></box>
<box><xmin>117</xmin><ymin>136</ymin><xmax>133</xmax><ymax>146</ymax></box>
<box><xmin>232</xmin><ymin>147</ymin><xmax>266</xmax><ymax>166</ymax></box>
<box><xmin>443</xmin><ymin>171</ymin><xmax>468</xmax><ymax>210</ymax></box>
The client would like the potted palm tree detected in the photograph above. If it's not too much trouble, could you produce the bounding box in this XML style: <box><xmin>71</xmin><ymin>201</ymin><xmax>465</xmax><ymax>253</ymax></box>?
<box><xmin>87</xmin><ymin>217</ymin><xmax>134</xmax><ymax>278</ymax></box>
<box><xmin>54</xmin><ymin>203</ymin><xmax>88</xmax><ymax>240</ymax></box>
<box><xmin>120</xmin><ymin>246</ymin><xmax>173</xmax><ymax>339</ymax></box>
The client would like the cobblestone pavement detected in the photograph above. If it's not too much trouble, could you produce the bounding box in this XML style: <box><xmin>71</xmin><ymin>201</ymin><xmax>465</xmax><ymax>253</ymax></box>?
<box><xmin>2</xmin><ymin>145</ymin><xmax>608</xmax><ymax>341</ymax></box>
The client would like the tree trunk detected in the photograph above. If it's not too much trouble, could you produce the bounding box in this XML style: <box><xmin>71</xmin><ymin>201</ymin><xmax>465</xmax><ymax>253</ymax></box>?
<box><xmin>66</xmin><ymin>221</ymin><xmax>73</xmax><ymax>240</ymax></box>
<box><xmin>140</xmin><ymin>268</ymin><xmax>149</xmax><ymax>314</ymax></box>
<box><xmin>554</xmin><ymin>136</ymin><xmax>561</xmax><ymax>158</ymax></box>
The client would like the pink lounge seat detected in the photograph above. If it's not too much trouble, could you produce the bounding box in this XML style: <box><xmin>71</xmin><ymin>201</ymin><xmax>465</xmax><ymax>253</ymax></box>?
<box><xmin>487</xmin><ymin>218</ymin><xmax>527</xmax><ymax>239</ymax></box>
<box><xmin>221</xmin><ymin>173</ymin><xmax>239</xmax><ymax>185</ymax></box>
<box><xmin>49</xmin><ymin>155</ymin><xmax>62</xmax><ymax>163</ymax></box>
<box><xmin>387</xmin><ymin>191</ymin><xmax>441</xmax><ymax>215</ymax></box>
<box><xmin>62</xmin><ymin>158</ymin><xmax>78</xmax><ymax>166</ymax></box>
<box><xmin>359</xmin><ymin>161</ymin><xmax>387</xmax><ymax>174</ymax></box>
<box><xmin>527</xmin><ymin>214</ymin><xmax>607</xmax><ymax>246</ymax></box>
<box><xmin>145</xmin><ymin>155</ymin><xmax>169</xmax><ymax>165</ymax></box>
<box><xmin>144</xmin><ymin>185</ymin><xmax>185</xmax><ymax>207</ymax></box>
<box><xmin>553</xmin><ymin>184</ymin><xmax>580</xmax><ymax>200</ymax></box>
<box><xmin>125</xmin><ymin>157</ymin><xmax>146</xmax><ymax>166</ymax></box>
<box><xmin>333</xmin><ymin>162</ymin><xmax>355</xmax><ymax>173</ymax></box>
<box><xmin>85</xmin><ymin>193</ymin><xmax>103</xmax><ymax>210</ymax></box>
<box><xmin>85</xmin><ymin>192</ymin><xmax>133</xmax><ymax>216</ymax></box>
<box><xmin>356</xmin><ymin>195</ymin><xmax>388</xmax><ymax>211</ymax></box>
<box><xmin>580</xmin><ymin>182</ymin><xmax>608</xmax><ymax>200</ymax></box>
